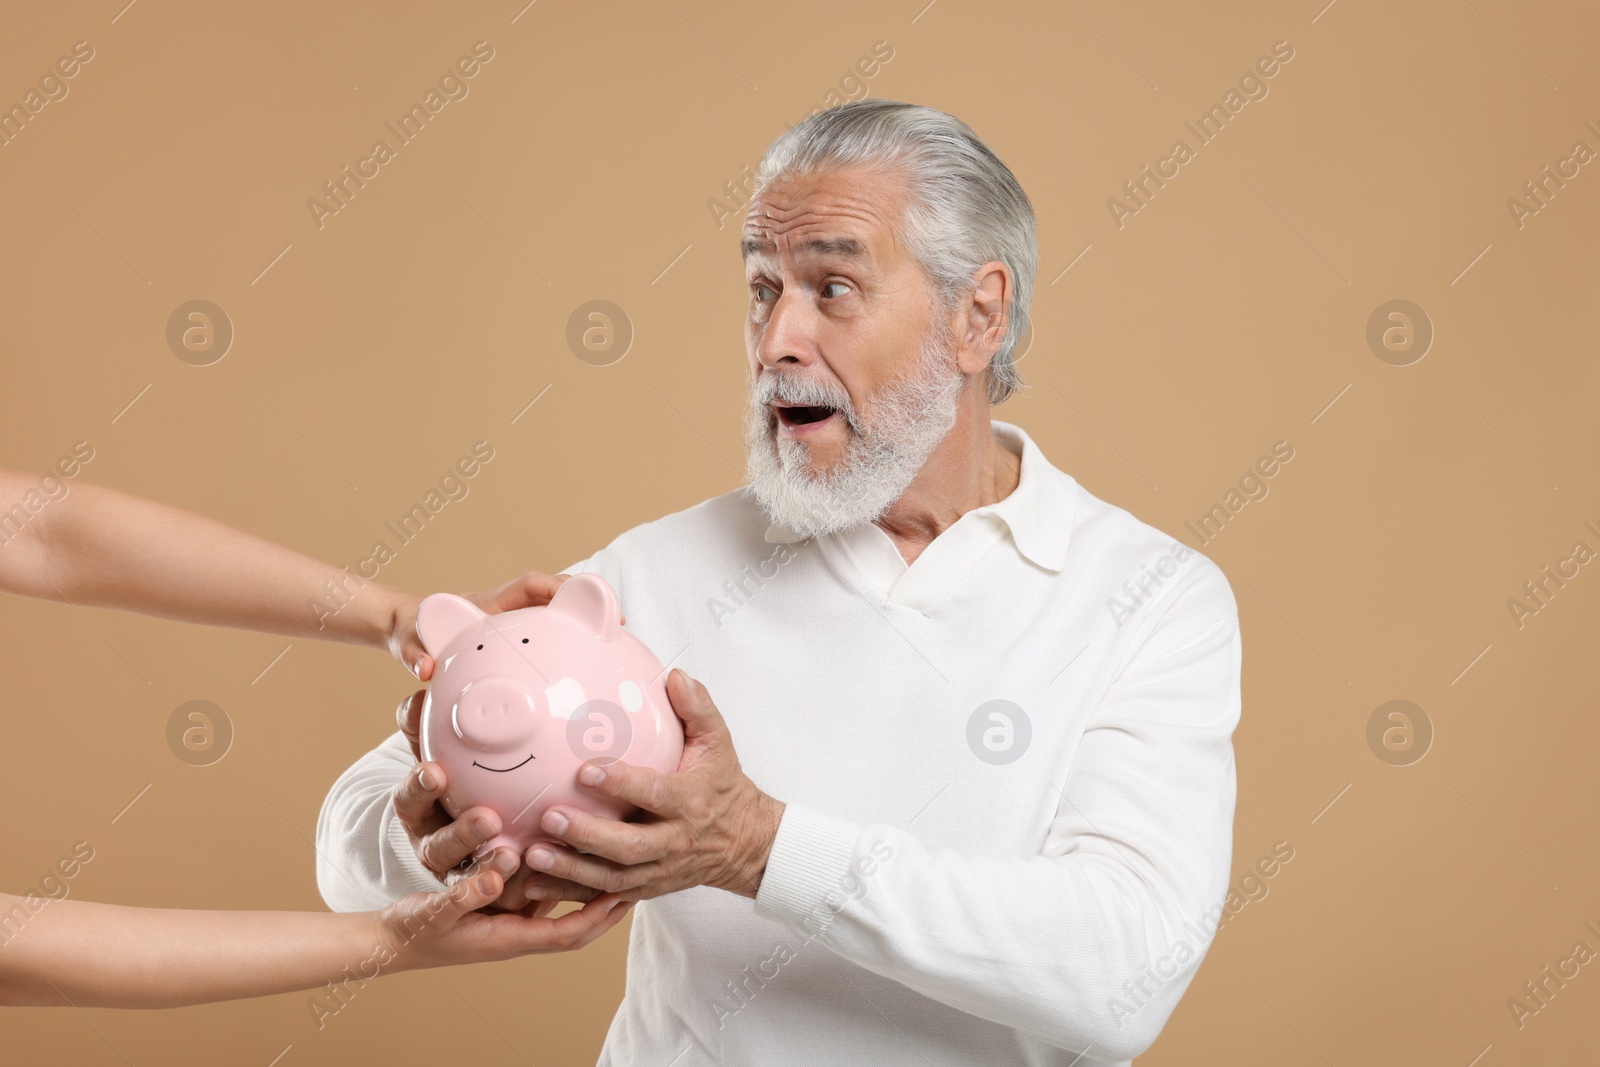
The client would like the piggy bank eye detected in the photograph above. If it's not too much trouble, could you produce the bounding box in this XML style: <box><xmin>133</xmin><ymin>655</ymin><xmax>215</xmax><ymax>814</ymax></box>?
<box><xmin>521</xmin><ymin>638</ymin><xmax>529</xmax><ymax>644</ymax></box>
<box><xmin>476</xmin><ymin>644</ymin><xmax>483</xmax><ymax>650</ymax></box>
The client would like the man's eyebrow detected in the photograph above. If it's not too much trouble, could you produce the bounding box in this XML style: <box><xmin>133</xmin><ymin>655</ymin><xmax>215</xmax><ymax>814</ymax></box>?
<box><xmin>740</xmin><ymin>235</ymin><xmax>870</xmax><ymax>262</ymax></box>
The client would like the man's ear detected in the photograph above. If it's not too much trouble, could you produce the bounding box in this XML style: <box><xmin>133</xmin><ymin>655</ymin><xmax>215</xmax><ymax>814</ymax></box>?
<box><xmin>548</xmin><ymin>573</ymin><xmax>622</xmax><ymax>643</ymax></box>
<box><xmin>959</xmin><ymin>260</ymin><xmax>1012</xmax><ymax>375</ymax></box>
<box><xmin>417</xmin><ymin>594</ymin><xmax>488</xmax><ymax>657</ymax></box>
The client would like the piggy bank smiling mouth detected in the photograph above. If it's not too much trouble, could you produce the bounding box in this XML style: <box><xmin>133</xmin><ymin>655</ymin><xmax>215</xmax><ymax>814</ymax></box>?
<box><xmin>472</xmin><ymin>754</ymin><xmax>535</xmax><ymax>773</ymax></box>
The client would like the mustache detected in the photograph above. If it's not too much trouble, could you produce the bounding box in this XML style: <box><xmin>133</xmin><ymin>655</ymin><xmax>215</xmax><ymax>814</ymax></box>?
<box><xmin>751</xmin><ymin>373</ymin><xmax>856</xmax><ymax>420</ymax></box>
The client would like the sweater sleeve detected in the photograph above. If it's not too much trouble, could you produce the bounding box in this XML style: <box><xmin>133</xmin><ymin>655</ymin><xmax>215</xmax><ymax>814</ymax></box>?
<box><xmin>752</xmin><ymin>562</ymin><xmax>1242</xmax><ymax>1063</ymax></box>
<box><xmin>314</xmin><ymin>730</ymin><xmax>446</xmax><ymax>912</ymax></box>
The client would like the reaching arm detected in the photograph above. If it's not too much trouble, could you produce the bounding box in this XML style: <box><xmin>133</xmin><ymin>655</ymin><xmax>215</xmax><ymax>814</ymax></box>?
<box><xmin>0</xmin><ymin>471</ymin><xmax>580</xmax><ymax>679</ymax></box>
<box><xmin>0</xmin><ymin>470</ymin><xmax>420</xmax><ymax>671</ymax></box>
<box><xmin>0</xmin><ymin>874</ymin><xmax>630</xmax><ymax>1009</ymax></box>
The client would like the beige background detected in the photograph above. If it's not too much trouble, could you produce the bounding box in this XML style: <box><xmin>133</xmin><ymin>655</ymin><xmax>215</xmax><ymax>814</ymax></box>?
<box><xmin>2</xmin><ymin>0</ymin><xmax>1598</xmax><ymax>1063</ymax></box>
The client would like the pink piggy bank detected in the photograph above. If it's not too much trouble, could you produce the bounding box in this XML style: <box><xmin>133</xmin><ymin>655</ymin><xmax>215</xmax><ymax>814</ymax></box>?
<box><xmin>417</xmin><ymin>574</ymin><xmax>683</xmax><ymax>859</ymax></box>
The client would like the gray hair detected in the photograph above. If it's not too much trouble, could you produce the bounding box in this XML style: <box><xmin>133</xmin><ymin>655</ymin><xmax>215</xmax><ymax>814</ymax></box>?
<box><xmin>751</xmin><ymin>99</ymin><xmax>1037</xmax><ymax>405</ymax></box>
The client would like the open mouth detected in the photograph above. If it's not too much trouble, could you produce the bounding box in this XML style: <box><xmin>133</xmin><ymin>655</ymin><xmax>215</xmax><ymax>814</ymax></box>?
<box><xmin>472</xmin><ymin>754</ymin><xmax>535</xmax><ymax>773</ymax></box>
<box><xmin>772</xmin><ymin>401</ymin><xmax>839</xmax><ymax>429</ymax></box>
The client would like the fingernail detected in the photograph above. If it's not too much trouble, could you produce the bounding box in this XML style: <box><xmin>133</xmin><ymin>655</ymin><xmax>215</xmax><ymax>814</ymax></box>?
<box><xmin>525</xmin><ymin>884</ymin><xmax>549</xmax><ymax>900</ymax></box>
<box><xmin>578</xmin><ymin>764</ymin><xmax>605</xmax><ymax>787</ymax></box>
<box><xmin>527</xmin><ymin>847</ymin><xmax>554</xmax><ymax>869</ymax></box>
<box><xmin>473</xmin><ymin>816</ymin><xmax>494</xmax><ymax>836</ymax></box>
<box><xmin>418</xmin><ymin>767</ymin><xmax>435</xmax><ymax>791</ymax></box>
<box><xmin>542</xmin><ymin>809</ymin><xmax>569</xmax><ymax>835</ymax></box>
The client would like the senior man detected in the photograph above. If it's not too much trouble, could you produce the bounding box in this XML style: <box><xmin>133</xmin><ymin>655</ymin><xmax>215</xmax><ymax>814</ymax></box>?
<box><xmin>316</xmin><ymin>99</ymin><xmax>1241</xmax><ymax>1066</ymax></box>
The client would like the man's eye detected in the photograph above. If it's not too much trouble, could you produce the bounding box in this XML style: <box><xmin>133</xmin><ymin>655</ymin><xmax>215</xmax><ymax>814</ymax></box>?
<box><xmin>821</xmin><ymin>282</ymin><xmax>850</xmax><ymax>298</ymax></box>
<box><xmin>753</xmin><ymin>282</ymin><xmax>777</xmax><ymax>302</ymax></box>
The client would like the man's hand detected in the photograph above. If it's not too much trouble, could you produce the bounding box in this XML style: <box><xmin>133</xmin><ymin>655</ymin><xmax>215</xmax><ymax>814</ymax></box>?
<box><xmin>522</xmin><ymin>668</ymin><xmax>785</xmax><ymax>902</ymax></box>
<box><xmin>387</xmin><ymin>569</ymin><xmax>625</xmax><ymax>680</ymax></box>
<box><xmin>392</xmin><ymin>690</ymin><xmax>600</xmax><ymax>913</ymax></box>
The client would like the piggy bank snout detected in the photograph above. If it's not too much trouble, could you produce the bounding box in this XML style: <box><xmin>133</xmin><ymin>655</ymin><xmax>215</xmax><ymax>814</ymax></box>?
<box><xmin>451</xmin><ymin>676</ymin><xmax>541</xmax><ymax>749</ymax></box>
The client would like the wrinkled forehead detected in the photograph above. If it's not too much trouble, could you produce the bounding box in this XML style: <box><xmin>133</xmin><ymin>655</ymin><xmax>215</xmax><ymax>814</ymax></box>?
<box><xmin>740</xmin><ymin>168</ymin><xmax>906</xmax><ymax>267</ymax></box>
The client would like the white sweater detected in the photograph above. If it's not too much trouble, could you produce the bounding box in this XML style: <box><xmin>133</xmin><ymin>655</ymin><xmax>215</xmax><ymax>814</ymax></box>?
<box><xmin>314</xmin><ymin>419</ymin><xmax>1242</xmax><ymax>1066</ymax></box>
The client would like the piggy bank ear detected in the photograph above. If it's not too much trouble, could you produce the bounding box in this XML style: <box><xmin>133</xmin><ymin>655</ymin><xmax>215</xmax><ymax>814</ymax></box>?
<box><xmin>416</xmin><ymin>594</ymin><xmax>488</xmax><ymax>657</ymax></box>
<box><xmin>549</xmin><ymin>573</ymin><xmax>621</xmax><ymax>642</ymax></box>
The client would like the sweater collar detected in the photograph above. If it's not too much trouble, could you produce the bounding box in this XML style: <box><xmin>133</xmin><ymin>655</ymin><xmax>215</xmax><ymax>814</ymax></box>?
<box><xmin>762</xmin><ymin>418</ymin><xmax>1075</xmax><ymax>573</ymax></box>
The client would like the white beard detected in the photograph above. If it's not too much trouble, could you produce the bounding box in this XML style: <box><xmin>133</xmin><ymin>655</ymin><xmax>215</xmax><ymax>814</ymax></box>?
<box><xmin>742</xmin><ymin>320</ymin><xmax>965</xmax><ymax>538</ymax></box>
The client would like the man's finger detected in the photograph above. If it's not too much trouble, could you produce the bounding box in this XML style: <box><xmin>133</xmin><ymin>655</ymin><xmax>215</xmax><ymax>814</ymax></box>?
<box><xmin>464</xmin><ymin>846</ymin><xmax>532</xmax><ymax>910</ymax></box>
<box><xmin>501</xmin><ymin>862</ymin><xmax>602</xmax><ymax>905</ymax></box>
<box><xmin>575</xmin><ymin>758</ymin><xmax>675</xmax><ymax>817</ymax></box>
<box><xmin>417</xmin><ymin>805</ymin><xmax>501</xmax><ymax>877</ymax></box>
<box><xmin>393</xmin><ymin>761</ymin><xmax>451</xmax><ymax>839</ymax></box>
<box><xmin>540</xmin><ymin>806</ymin><xmax>674</xmax><ymax>866</ymax></box>
<box><xmin>395</xmin><ymin>690</ymin><xmax>427</xmax><ymax>760</ymax></box>
<box><xmin>461</xmin><ymin>846</ymin><xmax>542</xmax><ymax>912</ymax></box>
<box><xmin>521</xmin><ymin>873</ymin><xmax>604</xmax><ymax>904</ymax></box>
<box><xmin>523</xmin><ymin>841</ymin><xmax>644</xmax><ymax>896</ymax></box>
<box><xmin>666</xmin><ymin>668</ymin><xmax>729</xmax><ymax>741</ymax></box>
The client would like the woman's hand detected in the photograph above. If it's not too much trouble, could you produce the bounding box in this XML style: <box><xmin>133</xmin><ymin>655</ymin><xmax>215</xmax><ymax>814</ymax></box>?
<box><xmin>389</xmin><ymin>570</ymin><xmax>623</xmax><ymax>680</ymax></box>
<box><xmin>375</xmin><ymin>869</ymin><xmax>631</xmax><ymax>972</ymax></box>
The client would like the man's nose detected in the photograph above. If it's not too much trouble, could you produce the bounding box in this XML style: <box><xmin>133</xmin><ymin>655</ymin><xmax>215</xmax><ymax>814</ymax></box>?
<box><xmin>756</xmin><ymin>288</ymin><xmax>821</xmax><ymax>371</ymax></box>
<box><xmin>451</xmin><ymin>676</ymin><xmax>539</xmax><ymax>749</ymax></box>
